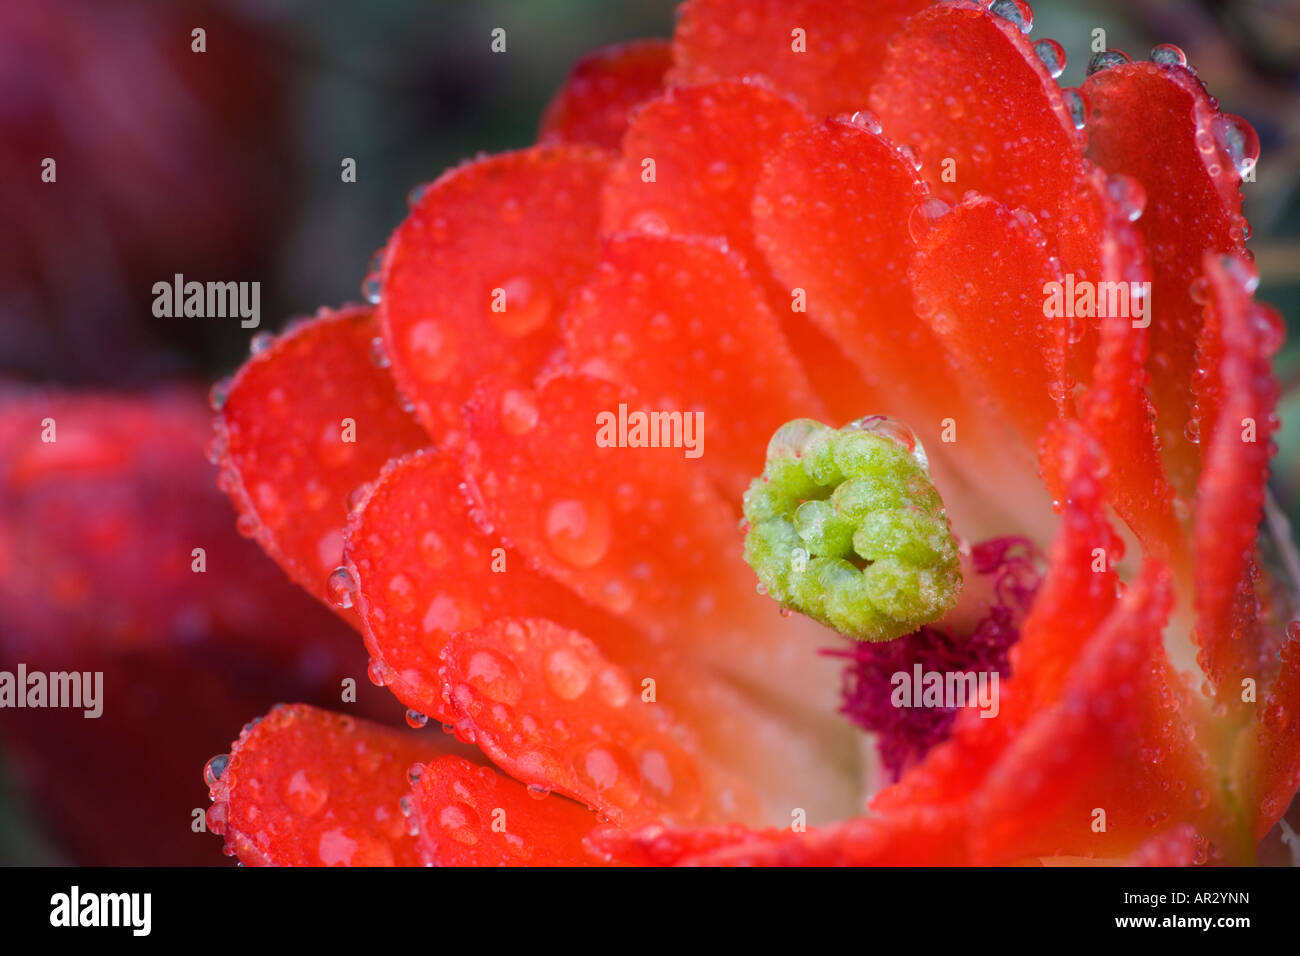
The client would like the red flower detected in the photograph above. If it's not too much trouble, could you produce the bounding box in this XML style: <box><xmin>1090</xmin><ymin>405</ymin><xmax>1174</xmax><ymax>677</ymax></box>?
<box><xmin>200</xmin><ymin>0</ymin><xmax>1296</xmax><ymax>865</ymax></box>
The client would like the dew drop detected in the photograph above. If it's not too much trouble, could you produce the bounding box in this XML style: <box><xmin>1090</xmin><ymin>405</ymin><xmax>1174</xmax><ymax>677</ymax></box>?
<box><xmin>406</xmin><ymin>709</ymin><xmax>429</xmax><ymax>729</ymax></box>
<box><xmin>499</xmin><ymin>388</ymin><xmax>539</xmax><ymax>436</ymax></box>
<box><xmin>407</xmin><ymin>182</ymin><xmax>431</xmax><ymax>207</ymax></box>
<box><xmin>1105</xmin><ymin>173</ymin><xmax>1147</xmax><ymax>222</ymax></box>
<box><xmin>1061</xmin><ymin>88</ymin><xmax>1089</xmax><ymax>130</ymax></box>
<box><xmin>907</xmin><ymin>197</ymin><xmax>952</xmax><ymax>244</ymax></box>
<box><xmin>367</xmin><ymin>658</ymin><xmax>387</xmax><ymax>687</ymax></box>
<box><xmin>407</xmin><ymin>762</ymin><xmax>425</xmax><ymax>784</ymax></box>
<box><xmin>204</xmin><ymin>754</ymin><xmax>229</xmax><ymax>788</ymax></box>
<box><xmin>325</xmin><ymin>566</ymin><xmax>358</xmax><ymax>609</ymax></box>
<box><xmin>526</xmin><ymin>783</ymin><xmax>551</xmax><ymax>800</ymax></box>
<box><xmin>543</xmin><ymin>646</ymin><xmax>593</xmax><ymax>701</ymax></box>
<box><xmin>490</xmin><ymin>275</ymin><xmax>554</xmax><ymax>337</ymax></box>
<box><xmin>848</xmin><ymin>414</ymin><xmax>928</xmax><ymax>468</ymax></box>
<box><xmin>1214</xmin><ymin>113</ymin><xmax>1260</xmax><ymax>179</ymax></box>
<box><xmin>989</xmin><ymin>0</ymin><xmax>1033</xmax><ymax>33</ymax></box>
<box><xmin>1219</xmin><ymin>252</ymin><xmax>1260</xmax><ymax>294</ymax></box>
<box><xmin>1189</xmin><ymin>275</ymin><xmax>1211</xmax><ymax>305</ymax></box>
<box><xmin>369</xmin><ymin>335</ymin><xmax>391</xmax><ymax>368</ymax></box>
<box><xmin>362</xmin><ymin>274</ymin><xmax>383</xmax><ymax>305</ymax></box>
<box><xmin>544</xmin><ymin>498</ymin><xmax>613</xmax><ymax>568</ymax></box>
<box><xmin>249</xmin><ymin>331</ymin><xmax>275</xmax><ymax>355</ymax></box>
<box><xmin>1033</xmin><ymin>39</ymin><xmax>1066</xmax><ymax>78</ymax></box>
<box><xmin>208</xmin><ymin>377</ymin><xmax>233</xmax><ymax>412</ymax></box>
<box><xmin>846</xmin><ymin>109</ymin><xmax>882</xmax><ymax>134</ymax></box>
<box><xmin>1149</xmin><ymin>43</ymin><xmax>1187</xmax><ymax>67</ymax></box>
<box><xmin>896</xmin><ymin>143</ymin><xmax>923</xmax><ymax>172</ymax></box>
<box><xmin>1087</xmin><ymin>49</ymin><xmax>1131</xmax><ymax>75</ymax></box>
<box><xmin>406</xmin><ymin>319</ymin><xmax>456</xmax><ymax>383</ymax></box>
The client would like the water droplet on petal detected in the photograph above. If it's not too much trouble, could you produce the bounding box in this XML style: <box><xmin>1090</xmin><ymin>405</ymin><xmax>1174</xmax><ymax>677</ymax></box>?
<box><xmin>896</xmin><ymin>143</ymin><xmax>923</xmax><ymax>171</ymax></box>
<box><xmin>499</xmin><ymin>388</ymin><xmax>539</xmax><ymax>435</ymax></box>
<box><xmin>1214</xmin><ymin>113</ymin><xmax>1260</xmax><ymax>178</ymax></box>
<box><xmin>907</xmin><ymin>197</ymin><xmax>952</xmax><ymax>244</ymax></box>
<box><xmin>1149</xmin><ymin>43</ymin><xmax>1187</xmax><ymax>67</ymax></box>
<box><xmin>846</xmin><ymin>109</ymin><xmax>882</xmax><ymax>134</ymax></box>
<box><xmin>848</xmin><ymin>414</ymin><xmax>928</xmax><ymax>469</ymax></box>
<box><xmin>369</xmin><ymin>335</ymin><xmax>391</xmax><ymax>368</ymax></box>
<box><xmin>1087</xmin><ymin>49</ymin><xmax>1131</xmax><ymax>75</ymax></box>
<box><xmin>544</xmin><ymin>499</ymin><xmax>612</xmax><ymax>568</ymax></box>
<box><xmin>407</xmin><ymin>182</ymin><xmax>431</xmax><ymax>207</ymax></box>
<box><xmin>1189</xmin><ymin>275</ymin><xmax>1211</xmax><ymax>305</ymax></box>
<box><xmin>326</xmin><ymin>566</ymin><xmax>358</xmax><ymax>609</ymax></box>
<box><xmin>1033</xmin><ymin>38</ymin><xmax>1066</xmax><ymax>78</ymax></box>
<box><xmin>407</xmin><ymin>319</ymin><xmax>456</xmax><ymax>382</ymax></box>
<box><xmin>367</xmin><ymin>658</ymin><xmax>387</xmax><ymax>687</ymax></box>
<box><xmin>989</xmin><ymin>0</ymin><xmax>1033</xmax><ymax>33</ymax></box>
<box><xmin>362</xmin><ymin>275</ymin><xmax>383</xmax><ymax>305</ymax></box>
<box><xmin>204</xmin><ymin>754</ymin><xmax>229</xmax><ymax>788</ymax></box>
<box><xmin>249</xmin><ymin>331</ymin><xmax>275</xmax><ymax>355</ymax></box>
<box><xmin>543</xmin><ymin>646</ymin><xmax>593</xmax><ymax>700</ymax></box>
<box><xmin>490</xmin><ymin>275</ymin><xmax>554</xmax><ymax>337</ymax></box>
<box><xmin>1061</xmin><ymin>88</ymin><xmax>1089</xmax><ymax>129</ymax></box>
<box><xmin>526</xmin><ymin>783</ymin><xmax>551</xmax><ymax>800</ymax></box>
<box><xmin>208</xmin><ymin>377</ymin><xmax>233</xmax><ymax>412</ymax></box>
<box><xmin>406</xmin><ymin>709</ymin><xmax>429</xmax><ymax>729</ymax></box>
<box><xmin>1105</xmin><ymin>173</ymin><xmax>1147</xmax><ymax>222</ymax></box>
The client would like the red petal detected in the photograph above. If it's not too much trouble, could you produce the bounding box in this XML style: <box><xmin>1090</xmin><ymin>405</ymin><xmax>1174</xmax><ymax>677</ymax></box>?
<box><xmin>1251</xmin><ymin>624</ymin><xmax>1300</xmax><ymax>842</ymax></box>
<box><xmin>752</xmin><ymin>118</ymin><xmax>944</xmax><ymax>422</ymax></box>
<box><xmin>462</xmin><ymin>372</ymin><xmax>752</xmax><ymax>640</ymax></box>
<box><xmin>0</xmin><ymin>389</ymin><xmax>387</xmax><ymax>864</ymax></box>
<box><xmin>1083</xmin><ymin>62</ymin><xmax>1250</xmax><ymax>494</ymax></box>
<box><xmin>1192</xmin><ymin>253</ymin><xmax>1282</xmax><ymax>697</ymax></box>
<box><xmin>344</xmin><ymin>449</ymin><xmax>617</xmax><ymax>721</ymax></box>
<box><xmin>538</xmin><ymin>40</ymin><xmax>671</xmax><ymax>150</ymax></box>
<box><xmin>598</xmin><ymin>80</ymin><xmax>868</xmax><ymax>424</ymax></box>
<box><xmin>870</xmin><ymin>3</ymin><xmax>1085</xmax><ymax>229</ymax></box>
<box><xmin>563</xmin><ymin>233</ymin><xmax>825</xmax><ymax>501</ymax></box>
<box><xmin>216</xmin><ymin>307</ymin><xmax>427</xmax><ymax>620</ymax></box>
<box><xmin>207</xmin><ymin>704</ymin><xmax>440</xmax><ymax>866</ymax></box>
<box><xmin>410</xmin><ymin>755</ymin><xmax>598</xmax><ymax>866</ymax></box>
<box><xmin>969</xmin><ymin>562</ymin><xmax>1214</xmax><ymax>863</ymax></box>
<box><xmin>378</xmin><ymin>146</ymin><xmax>609</xmax><ymax>444</ymax></box>
<box><xmin>600</xmin><ymin>80</ymin><xmax>809</xmax><ymax>261</ymax></box>
<box><xmin>908</xmin><ymin>196</ymin><xmax>1066</xmax><ymax>448</ymax></box>
<box><xmin>1124</xmin><ymin>824</ymin><xmax>1207</xmax><ymax>867</ymax></box>
<box><xmin>669</xmin><ymin>0</ymin><xmax>931</xmax><ymax>119</ymax></box>
<box><xmin>438</xmin><ymin>618</ymin><xmax>736</xmax><ymax>825</ymax></box>
<box><xmin>1076</xmin><ymin>183</ymin><xmax>1183</xmax><ymax>566</ymax></box>
<box><xmin>583</xmin><ymin>821</ymin><xmax>758</xmax><ymax>866</ymax></box>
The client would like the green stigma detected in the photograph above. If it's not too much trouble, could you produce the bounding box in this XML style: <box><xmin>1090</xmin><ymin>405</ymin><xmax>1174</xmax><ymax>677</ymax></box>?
<box><xmin>742</xmin><ymin>416</ymin><xmax>962</xmax><ymax>642</ymax></box>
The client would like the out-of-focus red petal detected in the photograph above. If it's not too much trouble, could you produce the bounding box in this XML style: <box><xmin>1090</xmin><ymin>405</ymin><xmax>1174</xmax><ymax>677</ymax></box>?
<box><xmin>1192</xmin><ymin>253</ymin><xmax>1282</xmax><ymax>698</ymax></box>
<box><xmin>563</xmin><ymin>233</ymin><xmax>825</xmax><ymax>501</ymax></box>
<box><xmin>378</xmin><ymin>146</ymin><xmax>609</xmax><ymax>444</ymax></box>
<box><xmin>1250</xmin><ymin>624</ymin><xmax>1300</xmax><ymax>842</ymax></box>
<box><xmin>344</xmin><ymin>450</ymin><xmax>619</xmax><ymax>722</ymax></box>
<box><xmin>410</xmin><ymin>755</ymin><xmax>598</xmax><ymax>866</ymax></box>
<box><xmin>969</xmin><ymin>562</ymin><xmax>1216</xmax><ymax>863</ymax></box>
<box><xmin>669</xmin><ymin>0</ymin><xmax>931</xmax><ymax>119</ymax></box>
<box><xmin>538</xmin><ymin>40</ymin><xmax>671</xmax><ymax>150</ymax></box>
<box><xmin>583</xmin><ymin>821</ymin><xmax>758</xmax><ymax>866</ymax></box>
<box><xmin>1083</xmin><ymin>62</ymin><xmax>1250</xmax><ymax>494</ymax></box>
<box><xmin>438</xmin><ymin>618</ymin><xmax>742</xmax><ymax>825</ymax></box>
<box><xmin>645</xmin><ymin>806</ymin><xmax>967</xmax><ymax>866</ymax></box>
<box><xmin>215</xmin><ymin>307</ymin><xmax>427</xmax><ymax>620</ymax></box>
<box><xmin>1124</xmin><ymin>825</ymin><xmax>1208</xmax><ymax>866</ymax></box>
<box><xmin>870</xmin><ymin>3</ymin><xmax>1084</xmax><ymax>230</ymax></box>
<box><xmin>207</xmin><ymin>704</ymin><xmax>440</xmax><ymax>866</ymax></box>
<box><xmin>0</xmin><ymin>389</ymin><xmax>388</xmax><ymax>864</ymax></box>
<box><xmin>908</xmin><ymin>196</ymin><xmax>1067</xmax><ymax>448</ymax></box>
